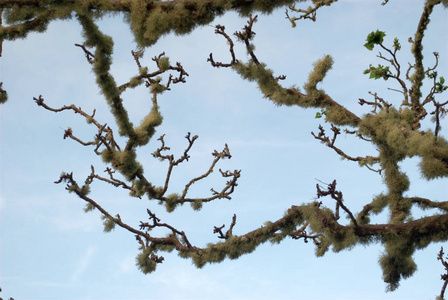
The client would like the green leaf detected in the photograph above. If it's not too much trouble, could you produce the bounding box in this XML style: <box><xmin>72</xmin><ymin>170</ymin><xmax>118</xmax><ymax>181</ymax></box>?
<box><xmin>364</xmin><ymin>64</ymin><xmax>391</xmax><ymax>80</ymax></box>
<box><xmin>315</xmin><ymin>108</ymin><xmax>326</xmax><ymax>119</ymax></box>
<box><xmin>393</xmin><ymin>37</ymin><xmax>401</xmax><ymax>51</ymax></box>
<box><xmin>435</xmin><ymin>76</ymin><xmax>448</xmax><ymax>93</ymax></box>
<box><xmin>364</xmin><ymin>30</ymin><xmax>386</xmax><ymax>50</ymax></box>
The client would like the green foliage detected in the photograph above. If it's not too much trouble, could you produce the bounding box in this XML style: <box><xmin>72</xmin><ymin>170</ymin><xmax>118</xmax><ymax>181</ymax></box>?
<box><xmin>364</xmin><ymin>64</ymin><xmax>392</xmax><ymax>80</ymax></box>
<box><xmin>364</xmin><ymin>30</ymin><xmax>386</xmax><ymax>50</ymax></box>
<box><xmin>435</xmin><ymin>76</ymin><xmax>448</xmax><ymax>93</ymax></box>
<box><xmin>393</xmin><ymin>37</ymin><xmax>401</xmax><ymax>51</ymax></box>
<box><xmin>315</xmin><ymin>108</ymin><xmax>326</xmax><ymax>119</ymax></box>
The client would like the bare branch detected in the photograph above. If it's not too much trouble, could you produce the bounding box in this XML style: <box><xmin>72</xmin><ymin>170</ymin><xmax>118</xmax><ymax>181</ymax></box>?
<box><xmin>285</xmin><ymin>0</ymin><xmax>338</xmax><ymax>26</ymax></box>
<box><xmin>75</xmin><ymin>43</ymin><xmax>95</xmax><ymax>64</ymax></box>
<box><xmin>207</xmin><ymin>25</ymin><xmax>237</xmax><ymax>68</ymax></box>
<box><xmin>311</xmin><ymin>124</ymin><xmax>380</xmax><ymax>171</ymax></box>
<box><xmin>316</xmin><ymin>180</ymin><xmax>358</xmax><ymax>227</ymax></box>
<box><xmin>438</xmin><ymin>247</ymin><xmax>448</xmax><ymax>300</ymax></box>
<box><xmin>290</xmin><ymin>222</ymin><xmax>322</xmax><ymax>245</ymax></box>
<box><xmin>234</xmin><ymin>14</ymin><xmax>260</xmax><ymax>64</ymax></box>
<box><xmin>213</xmin><ymin>214</ymin><xmax>237</xmax><ymax>240</ymax></box>
<box><xmin>359</xmin><ymin>92</ymin><xmax>392</xmax><ymax>113</ymax></box>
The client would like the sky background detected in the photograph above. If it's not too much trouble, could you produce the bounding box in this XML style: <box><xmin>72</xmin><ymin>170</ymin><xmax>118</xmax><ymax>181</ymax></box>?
<box><xmin>1</xmin><ymin>1</ymin><xmax>447</xmax><ymax>299</ymax></box>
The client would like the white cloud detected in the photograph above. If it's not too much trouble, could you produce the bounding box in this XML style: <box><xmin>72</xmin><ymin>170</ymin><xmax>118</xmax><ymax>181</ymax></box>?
<box><xmin>71</xmin><ymin>246</ymin><xmax>96</xmax><ymax>283</ymax></box>
<box><xmin>29</xmin><ymin>280</ymin><xmax>69</xmax><ymax>288</ymax></box>
<box><xmin>151</xmin><ymin>266</ymin><xmax>225</xmax><ymax>299</ymax></box>
<box><xmin>118</xmin><ymin>255</ymin><xmax>135</xmax><ymax>274</ymax></box>
<box><xmin>51</xmin><ymin>210</ymin><xmax>100</xmax><ymax>232</ymax></box>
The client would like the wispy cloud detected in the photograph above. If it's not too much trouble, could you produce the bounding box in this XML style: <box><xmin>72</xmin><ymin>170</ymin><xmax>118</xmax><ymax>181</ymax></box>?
<box><xmin>29</xmin><ymin>280</ymin><xmax>70</xmax><ymax>288</ymax></box>
<box><xmin>70</xmin><ymin>246</ymin><xmax>96</xmax><ymax>283</ymax></box>
<box><xmin>118</xmin><ymin>255</ymin><xmax>135</xmax><ymax>274</ymax></box>
<box><xmin>150</xmin><ymin>266</ymin><xmax>230</xmax><ymax>299</ymax></box>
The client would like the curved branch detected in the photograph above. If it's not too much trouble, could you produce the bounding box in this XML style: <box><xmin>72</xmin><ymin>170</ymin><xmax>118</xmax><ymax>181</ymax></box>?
<box><xmin>209</xmin><ymin>20</ymin><xmax>361</xmax><ymax>127</ymax></box>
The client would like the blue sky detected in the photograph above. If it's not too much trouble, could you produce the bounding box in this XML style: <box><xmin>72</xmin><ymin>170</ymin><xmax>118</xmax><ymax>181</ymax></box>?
<box><xmin>0</xmin><ymin>1</ymin><xmax>447</xmax><ymax>299</ymax></box>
